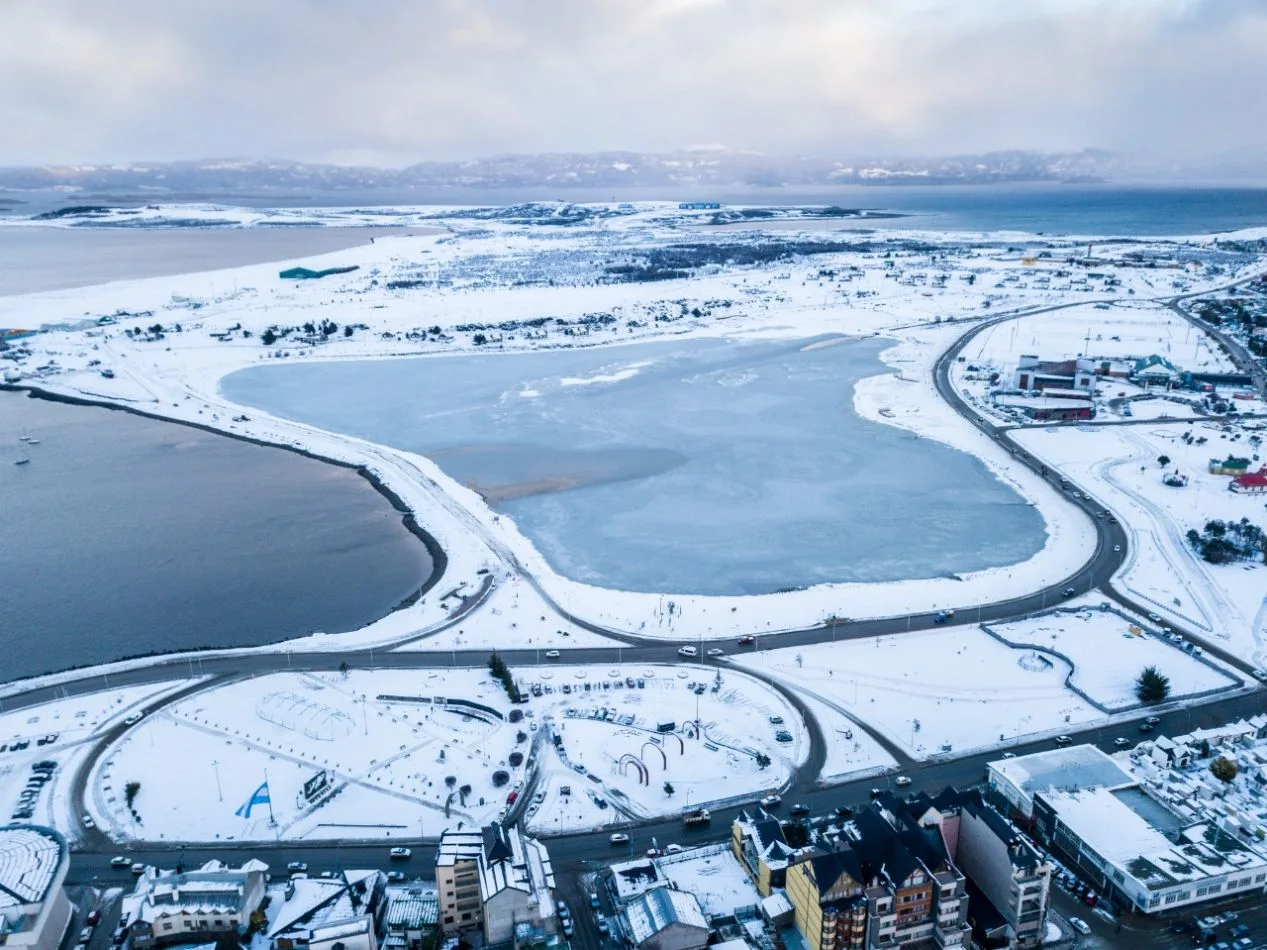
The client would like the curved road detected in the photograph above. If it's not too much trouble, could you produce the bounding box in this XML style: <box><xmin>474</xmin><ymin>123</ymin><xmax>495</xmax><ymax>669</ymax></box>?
<box><xmin>11</xmin><ymin>280</ymin><xmax>1267</xmax><ymax>880</ymax></box>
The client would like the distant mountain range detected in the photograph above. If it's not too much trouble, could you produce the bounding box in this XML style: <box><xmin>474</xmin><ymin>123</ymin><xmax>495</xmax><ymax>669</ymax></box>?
<box><xmin>0</xmin><ymin>148</ymin><xmax>1143</xmax><ymax>197</ymax></box>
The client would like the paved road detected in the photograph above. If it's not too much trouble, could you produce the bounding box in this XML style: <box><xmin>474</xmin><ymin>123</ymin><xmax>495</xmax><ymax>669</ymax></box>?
<box><xmin>20</xmin><ymin>276</ymin><xmax>1267</xmax><ymax>882</ymax></box>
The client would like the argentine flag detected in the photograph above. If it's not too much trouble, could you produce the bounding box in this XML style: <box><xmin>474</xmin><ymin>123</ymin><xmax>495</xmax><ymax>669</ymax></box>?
<box><xmin>235</xmin><ymin>781</ymin><xmax>271</xmax><ymax>819</ymax></box>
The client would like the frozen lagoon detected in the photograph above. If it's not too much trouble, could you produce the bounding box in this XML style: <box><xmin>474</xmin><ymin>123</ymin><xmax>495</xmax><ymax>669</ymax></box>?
<box><xmin>222</xmin><ymin>335</ymin><xmax>1046</xmax><ymax>595</ymax></box>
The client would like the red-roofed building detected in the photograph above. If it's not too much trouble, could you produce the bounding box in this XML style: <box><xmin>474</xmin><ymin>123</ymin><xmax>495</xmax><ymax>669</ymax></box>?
<box><xmin>1230</xmin><ymin>469</ymin><xmax>1267</xmax><ymax>494</ymax></box>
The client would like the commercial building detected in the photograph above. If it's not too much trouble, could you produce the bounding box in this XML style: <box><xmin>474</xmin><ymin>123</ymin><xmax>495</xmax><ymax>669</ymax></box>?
<box><xmin>434</xmin><ymin>823</ymin><xmax>556</xmax><ymax>943</ymax></box>
<box><xmin>125</xmin><ymin>859</ymin><xmax>268</xmax><ymax>948</ymax></box>
<box><xmin>1012</xmin><ymin>356</ymin><xmax>1097</xmax><ymax>392</ymax></box>
<box><xmin>731</xmin><ymin>809</ymin><xmax>799</xmax><ymax>895</ymax></box>
<box><xmin>993</xmin><ymin>392</ymin><xmax>1094</xmax><ymax>422</ymax></box>
<box><xmin>381</xmin><ymin>889</ymin><xmax>438</xmax><ymax>950</ymax></box>
<box><xmin>987</xmin><ymin>746</ymin><xmax>1267</xmax><ymax>915</ymax></box>
<box><xmin>1132</xmin><ymin>355</ymin><xmax>1183</xmax><ymax>387</ymax></box>
<box><xmin>1230</xmin><ymin>468</ymin><xmax>1267</xmax><ymax>493</ymax></box>
<box><xmin>0</xmin><ymin>826</ymin><xmax>72</xmax><ymax>950</ymax></box>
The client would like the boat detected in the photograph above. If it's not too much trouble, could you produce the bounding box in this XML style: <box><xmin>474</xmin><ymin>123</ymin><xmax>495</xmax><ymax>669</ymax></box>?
<box><xmin>14</xmin><ymin>455</ymin><xmax>30</xmax><ymax>466</ymax></box>
<box><xmin>24</xmin><ymin>438</ymin><xmax>39</xmax><ymax>445</ymax></box>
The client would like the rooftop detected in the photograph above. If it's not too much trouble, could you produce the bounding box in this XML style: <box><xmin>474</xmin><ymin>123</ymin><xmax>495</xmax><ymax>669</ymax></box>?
<box><xmin>0</xmin><ymin>826</ymin><xmax>66</xmax><ymax>910</ymax></box>
<box><xmin>622</xmin><ymin>888</ymin><xmax>708</xmax><ymax>946</ymax></box>
<box><xmin>990</xmin><ymin>745</ymin><xmax>1134</xmax><ymax>801</ymax></box>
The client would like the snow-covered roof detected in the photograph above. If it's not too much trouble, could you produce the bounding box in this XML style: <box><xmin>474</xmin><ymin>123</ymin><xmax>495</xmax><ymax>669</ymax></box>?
<box><xmin>991</xmin><ymin>745</ymin><xmax>1134</xmax><ymax>801</ymax></box>
<box><xmin>269</xmin><ymin>871</ymin><xmax>384</xmax><ymax>939</ymax></box>
<box><xmin>0</xmin><ymin>826</ymin><xmax>66</xmax><ymax>909</ymax></box>
<box><xmin>621</xmin><ymin>888</ymin><xmax>708</xmax><ymax>946</ymax></box>
<box><xmin>384</xmin><ymin>889</ymin><xmax>438</xmax><ymax>929</ymax></box>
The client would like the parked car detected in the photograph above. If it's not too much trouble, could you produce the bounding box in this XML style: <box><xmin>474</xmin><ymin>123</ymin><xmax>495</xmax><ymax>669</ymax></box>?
<box><xmin>665</xmin><ymin>843</ymin><xmax>683</xmax><ymax>854</ymax></box>
<box><xmin>1069</xmin><ymin>917</ymin><xmax>1091</xmax><ymax>936</ymax></box>
<box><xmin>774</xmin><ymin>730</ymin><xmax>793</xmax><ymax>743</ymax></box>
<box><xmin>769</xmin><ymin>715</ymin><xmax>784</xmax><ymax>725</ymax></box>
<box><xmin>609</xmin><ymin>833</ymin><xmax>629</xmax><ymax>845</ymax></box>
<box><xmin>86</xmin><ymin>911</ymin><xmax>101</xmax><ymax>926</ymax></box>
<box><xmin>589</xmin><ymin>893</ymin><xmax>601</xmax><ymax>910</ymax></box>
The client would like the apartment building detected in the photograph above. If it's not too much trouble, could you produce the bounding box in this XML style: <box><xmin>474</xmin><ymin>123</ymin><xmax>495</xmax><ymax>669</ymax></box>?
<box><xmin>435</xmin><ymin>822</ymin><xmax>556</xmax><ymax>943</ymax></box>
<box><xmin>125</xmin><ymin>859</ymin><xmax>268</xmax><ymax>948</ymax></box>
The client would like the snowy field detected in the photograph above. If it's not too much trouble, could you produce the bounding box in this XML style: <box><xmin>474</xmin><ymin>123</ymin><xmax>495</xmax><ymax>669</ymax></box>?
<box><xmin>733</xmin><ymin>630</ymin><xmax>1106</xmax><ymax>758</ymax></box>
<box><xmin>796</xmin><ymin>694</ymin><xmax>896</xmax><ymax>783</ymax></box>
<box><xmin>1012</xmin><ymin>421</ymin><xmax>1267</xmax><ymax>664</ymax></box>
<box><xmin>3</xmin><ymin>206</ymin><xmax>1264</xmax><ymax>666</ymax></box>
<box><xmin>90</xmin><ymin>663</ymin><xmax>805</xmax><ymax>842</ymax></box>
<box><xmin>0</xmin><ymin>681</ymin><xmax>195</xmax><ymax>837</ymax></box>
<box><xmin>984</xmin><ymin>605</ymin><xmax>1241</xmax><ymax>710</ymax></box>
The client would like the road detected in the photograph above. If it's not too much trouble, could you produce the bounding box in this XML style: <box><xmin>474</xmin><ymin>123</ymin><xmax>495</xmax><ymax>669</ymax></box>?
<box><xmin>12</xmin><ymin>278</ymin><xmax>1267</xmax><ymax>914</ymax></box>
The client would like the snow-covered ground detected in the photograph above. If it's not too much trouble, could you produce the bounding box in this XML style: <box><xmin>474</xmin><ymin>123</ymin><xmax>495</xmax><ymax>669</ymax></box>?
<box><xmin>0</xmin><ymin>681</ymin><xmax>197</xmax><ymax>838</ymax></box>
<box><xmin>1012</xmin><ymin>421</ymin><xmax>1267</xmax><ymax>664</ymax></box>
<box><xmin>984</xmin><ymin>604</ymin><xmax>1242</xmax><ymax>710</ymax></box>
<box><xmin>652</xmin><ymin>843</ymin><xmax>763</xmax><ymax>917</ymax></box>
<box><xmin>89</xmin><ymin>662</ymin><xmax>805</xmax><ymax>842</ymax></box>
<box><xmin>796</xmin><ymin>694</ymin><xmax>896</xmax><ymax>783</ymax></box>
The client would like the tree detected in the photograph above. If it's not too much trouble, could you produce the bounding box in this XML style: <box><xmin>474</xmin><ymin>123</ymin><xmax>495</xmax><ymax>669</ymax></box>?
<box><xmin>1135</xmin><ymin>666</ymin><xmax>1171</xmax><ymax>704</ymax></box>
<box><xmin>261</xmin><ymin>328</ymin><xmax>278</xmax><ymax>346</ymax></box>
<box><xmin>459</xmin><ymin>784</ymin><xmax>472</xmax><ymax>805</ymax></box>
<box><xmin>1157</xmin><ymin>455</ymin><xmax>1171</xmax><ymax>468</ymax></box>
<box><xmin>343</xmin><ymin>325</ymin><xmax>354</xmax><ymax>338</ymax></box>
<box><xmin>754</xmin><ymin>752</ymin><xmax>771</xmax><ymax>770</ymax></box>
<box><xmin>1211</xmin><ymin>756</ymin><xmax>1239</xmax><ymax>783</ymax></box>
<box><xmin>663</xmin><ymin>782</ymin><xmax>675</xmax><ymax>797</ymax></box>
<box><xmin>125</xmin><ymin>781</ymin><xmax>141</xmax><ymax>808</ymax></box>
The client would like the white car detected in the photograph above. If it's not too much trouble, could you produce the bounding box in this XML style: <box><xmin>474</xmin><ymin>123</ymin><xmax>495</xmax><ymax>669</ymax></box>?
<box><xmin>545</xmin><ymin>650</ymin><xmax>560</xmax><ymax>659</ymax></box>
<box><xmin>1068</xmin><ymin>917</ymin><xmax>1091</xmax><ymax>936</ymax></box>
<box><xmin>389</xmin><ymin>847</ymin><xmax>412</xmax><ymax>859</ymax></box>
<box><xmin>110</xmin><ymin>856</ymin><xmax>131</xmax><ymax>868</ymax></box>
<box><xmin>609</xmin><ymin>833</ymin><xmax>629</xmax><ymax>845</ymax></box>
<box><xmin>123</xmin><ymin>711</ymin><xmax>144</xmax><ymax>726</ymax></box>
<box><xmin>665</xmin><ymin>843</ymin><xmax>683</xmax><ymax>854</ymax></box>
<box><xmin>1113</xmin><ymin>544</ymin><xmax>1121</xmax><ymax>552</ymax></box>
<box><xmin>706</xmin><ymin>648</ymin><xmax>724</xmax><ymax>657</ymax></box>
<box><xmin>677</xmin><ymin>645</ymin><xmax>697</xmax><ymax>657</ymax></box>
<box><xmin>895</xmin><ymin>776</ymin><xmax>912</xmax><ymax>787</ymax></box>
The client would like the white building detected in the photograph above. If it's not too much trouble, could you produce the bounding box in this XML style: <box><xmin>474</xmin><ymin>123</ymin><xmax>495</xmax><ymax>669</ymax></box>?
<box><xmin>434</xmin><ymin>823</ymin><xmax>555</xmax><ymax>944</ymax></box>
<box><xmin>0</xmin><ymin>826</ymin><xmax>72</xmax><ymax>950</ymax></box>
<box><xmin>619</xmin><ymin>888</ymin><xmax>709</xmax><ymax>950</ymax></box>
<box><xmin>125</xmin><ymin>859</ymin><xmax>268</xmax><ymax>947</ymax></box>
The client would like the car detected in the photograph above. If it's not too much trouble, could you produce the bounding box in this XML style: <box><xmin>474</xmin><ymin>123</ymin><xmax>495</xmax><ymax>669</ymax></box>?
<box><xmin>1232</xmin><ymin>939</ymin><xmax>1254</xmax><ymax>950</ymax></box>
<box><xmin>290</xmin><ymin>872</ymin><xmax>308</xmax><ymax>881</ymax></box>
<box><xmin>789</xmin><ymin>803</ymin><xmax>810</xmax><ymax>817</ymax></box>
<box><xmin>760</xmin><ymin>794</ymin><xmax>782</xmax><ymax>808</ymax></box>
<box><xmin>1145</xmin><ymin>716</ymin><xmax>1161</xmax><ymax>725</ymax></box>
<box><xmin>1139</xmin><ymin>722</ymin><xmax>1155</xmax><ymax>733</ymax></box>
<box><xmin>1147</xmin><ymin>612</ymin><xmax>1162</xmax><ymax>622</ymax></box>
<box><xmin>556</xmin><ymin>900</ymin><xmax>570</xmax><ymax>918</ymax></box>
<box><xmin>1083</xmin><ymin>890</ymin><xmax>1098</xmax><ymax>907</ymax></box>
<box><xmin>1072</xmin><ymin>491</ymin><xmax>1082</xmax><ymax>498</ymax></box>
<box><xmin>895</xmin><ymin>776</ymin><xmax>912</xmax><ymax>787</ymax></box>
<box><xmin>870</xmin><ymin>787</ymin><xmax>884</xmax><ymax>798</ymax></box>
<box><xmin>561</xmin><ymin>921</ymin><xmax>574</xmax><ymax>938</ymax></box>
<box><xmin>597</xmin><ymin>920</ymin><xmax>610</xmax><ymax>936</ymax></box>
<box><xmin>320</xmin><ymin>871</ymin><xmax>334</xmax><ymax>879</ymax></box>
<box><xmin>111</xmin><ymin>856</ymin><xmax>131</xmax><ymax>868</ymax></box>
<box><xmin>1069</xmin><ymin>917</ymin><xmax>1091</xmax><ymax>936</ymax></box>
<box><xmin>573</xmin><ymin>763</ymin><xmax>587</xmax><ymax>774</ymax></box>
<box><xmin>769</xmin><ymin>715</ymin><xmax>784</xmax><ymax>725</ymax></box>
<box><xmin>609</xmin><ymin>833</ymin><xmax>629</xmax><ymax>845</ymax></box>
<box><xmin>1001</xmin><ymin>751</ymin><xmax>1017</xmax><ymax>759</ymax></box>
<box><xmin>589</xmin><ymin>893</ymin><xmax>602</xmax><ymax>910</ymax></box>
<box><xmin>774</xmin><ymin>730</ymin><xmax>794</xmax><ymax>743</ymax></box>
<box><xmin>545</xmin><ymin>650</ymin><xmax>560</xmax><ymax>659</ymax></box>
<box><xmin>86</xmin><ymin>911</ymin><xmax>101</xmax><ymax>926</ymax></box>
<box><xmin>834</xmin><ymin>805</ymin><xmax>854</xmax><ymax>819</ymax></box>
<box><xmin>1054</xmin><ymin>735</ymin><xmax>1073</xmax><ymax>746</ymax></box>
<box><xmin>738</xmin><ymin>636</ymin><xmax>755</xmax><ymax>646</ymax></box>
<box><xmin>386</xmin><ymin>871</ymin><xmax>406</xmax><ymax>882</ymax></box>
<box><xmin>677</xmin><ymin>645</ymin><xmax>697</xmax><ymax>657</ymax></box>
<box><xmin>1062</xmin><ymin>587</ymin><xmax>1076</xmax><ymax>597</ymax></box>
<box><xmin>82</xmin><ymin>814</ymin><xmax>95</xmax><ymax>828</ymax></box>
<box><xmin>645</xmin><ymin>848</ymin><xmax>663</xmax><ymax>858</ymax></box>
<box><xmin>1251</xmin><ymin>669</ymin><xmax>1267</xmax><ymax>682</ymax></box>
<box><xmin>123</xmin><ymin>711</ymin><xmax>144</xmax><ymax>726</ymax></box>
<box><xmin>1114</xmin><ymin>737</ymin><xmax>1131</xmax><ymax>747</ymax></box>
<box><xmin>1230</xmin><ymin>924</ymin><xmax>1251</xmax><ymax>939</ymax></box>
<box><xmin>706</xmin><ymin>648</ymin><xmax>724</xmax><ymax>657</ymax></box>
<box><xmin>665</xmin><ymin>843</ymin><xmax>683</xmax><ymax>854</ymax></box>
<box><xmin>1113</xmin><ymin>544</ymin><xmax>1121</xmax><ymax>552</ymax></box>
<box><xmin>287</xmin><ymin>861</ymin><xmax>308</xmax><ymax>872</ymax></box>
<box><xmin>130</xmin><ymin>863</ymin><xmax>146</xmax><ymax>876</ymax></box>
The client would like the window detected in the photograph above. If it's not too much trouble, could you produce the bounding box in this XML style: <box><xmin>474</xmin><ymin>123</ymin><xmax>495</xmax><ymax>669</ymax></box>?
<box><xmin>162</xmin><ymin>924</ymin><xmax>173</xmax><ymax>932</ymax></box>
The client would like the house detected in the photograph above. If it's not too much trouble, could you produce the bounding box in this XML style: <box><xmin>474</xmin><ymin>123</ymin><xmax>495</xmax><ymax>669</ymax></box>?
<box><xmin>1132</xmin><ymin>355</ymin><xmax>1183</xmax><ymax>387</ymax></box>
<box><xmin>1209</xmin><ymin>456</ymin><xmax>1252</xmax><ymax>476</ymax></box>
<box><xmin>784</xmin><ymin>806</ymin><xmax>970</xmax><ymax>950</ymax></box>
<box><xmin>381</xmin><ymin>889</ymin><xmax>438</xmax><ymax>950</ymax></box>
<box><xmin>268</xmin><ymin>870</ymin><xmax>387</xmax><ymax>950</ymax></box>
<box><xmin>125</xmin><ymin>859</ymin><xmax>268</xmax><ymax>948</ymax></box>
<box><xmin>619</xmin><ymin>888</ymin><xmax>709</xmax><ymax>950</ymax></box>
<box><xmin>434</xmin><ymin>823</ymin><xmax>556</xmax><ymax>943</ymax></box>
<box><xmin>0</xmin><ymin>826</ymin><xmax>72</xmax><ymax>950</ymax></box>
<box><xmin>1230</xmin><ymin>469</ymin><xmax>1267</xmax><ymax>493</ymax></box>
<box><xmin>993</xmin><ymin>392</ymin><xmax>1094</xmax><ymax>422</ymax></box>
<box><xmin>731</xmin><ymin>809</ymin><xmax>799</xmax><ymax>895</ymax></box>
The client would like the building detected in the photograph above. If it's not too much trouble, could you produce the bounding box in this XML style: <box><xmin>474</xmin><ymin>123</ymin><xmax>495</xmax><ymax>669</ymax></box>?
<box><xmin>1132</xmin><ymin>355</ymin><xmax>1183</xmax><ymax>387</ymax></box>
<box><xmin>269</xmin><ymin>870</ymin><xmax>387</xmax><ymax>950</ymax></box>
<box><xmin>1209</xmin><ymin>456</ymin><xmax>1252</xmax><ymax>476</ymax></box>
<box><xmin>784</xmin><ymin>807</ymin><xmax>970</xmax><ymax>950</ymax></box>
<box><xmin>1012</xmin><ymin>356</ymin><xmax>1097</xmax><ymax>392</ymax></box>
<box><xmin>732</xmin><ymin>809</ymin><xmax>799</xmax><ymax>895</ymax></box>
<box><xmin>619</xmin><ymin>888</ymin><xmax>709</xmax><ymax>950</ymax></box>
<box><xmin>125</xmin><ymin>859</ymin><xmax>268</xmax><ymax>948</ymax></box>
<box><xmin>1230</xmin><ymin>468</ymin><xmax>1267</xmax><ymax>493</ymax></box>
<box><xmin>381</xmin><ymin>889</ymin><xmax>438</xmax><ymax>950</ymax></box>
<box><xmin>434</xmin><ymin>823</ymin><xmax>556</xmax><ymax>943</ymax></box>
<box><xmin>0</xmin><ymin>826</ymin><xmax>72</xmax><ymax>950</ymax></box>
<box><xmin>993</xmin><ymin>392</ymin><xmax>1094</xmax><ymax>422</ymax></box>
<box><xmin>988</xmin><ymin>746</ymin><xmax>1267</xmax><ymax>915</ymax></box>
<box><xmin>898</xmin><ymin>790</ymin><xmax>1052</xmax><ymax>950</ymax></box>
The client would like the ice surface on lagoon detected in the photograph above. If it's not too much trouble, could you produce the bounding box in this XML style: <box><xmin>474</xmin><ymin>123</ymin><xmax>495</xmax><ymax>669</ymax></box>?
<box><xmin>222</xmin><ymin>335</ymin><xmax>1045</xmax><ymax>595</ymax></box>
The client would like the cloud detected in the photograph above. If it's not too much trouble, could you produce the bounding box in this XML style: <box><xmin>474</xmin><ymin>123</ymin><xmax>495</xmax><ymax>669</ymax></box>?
<box><xmin>0</xmin><ymin>0</ymin><xmax>1263</xmax><ymax>166</ymax></box>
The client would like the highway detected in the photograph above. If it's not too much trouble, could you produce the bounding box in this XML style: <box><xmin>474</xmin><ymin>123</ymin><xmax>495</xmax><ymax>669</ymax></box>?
<box><xmin>9</xmin><ymin>278</ymin><xmax>1266</xmax><ymax>896</ymax></box>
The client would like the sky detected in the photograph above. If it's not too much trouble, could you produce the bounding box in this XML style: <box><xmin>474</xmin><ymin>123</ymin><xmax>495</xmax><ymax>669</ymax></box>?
<box><xmin>2</xmin><ymin>0</ymin><xmax>1265</xmax><ymax>168</ymax></box>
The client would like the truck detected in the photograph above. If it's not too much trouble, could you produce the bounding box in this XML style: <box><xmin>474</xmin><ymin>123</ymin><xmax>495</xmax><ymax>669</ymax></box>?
<box><xmin>682</xmin><ymin>808</ymin><xmax>711</xmax><ymax>828</ymax></box>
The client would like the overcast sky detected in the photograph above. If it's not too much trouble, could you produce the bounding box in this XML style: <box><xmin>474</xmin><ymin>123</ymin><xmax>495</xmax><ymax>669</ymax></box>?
<box><xmin>2</xmin><ymin>0</ymin><xmax>1265</xmax><ymax>167</ymax></box>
